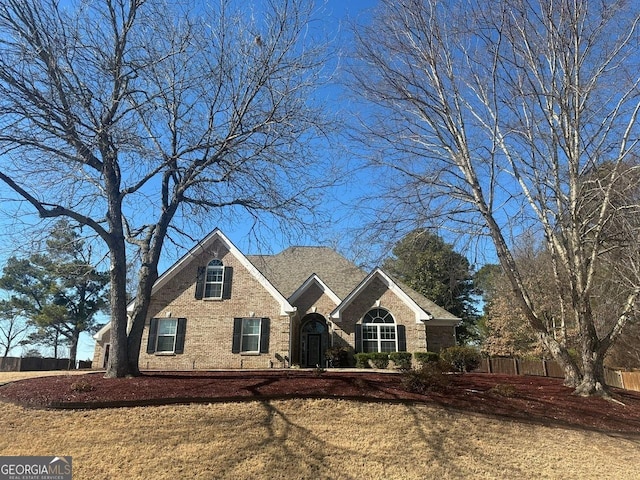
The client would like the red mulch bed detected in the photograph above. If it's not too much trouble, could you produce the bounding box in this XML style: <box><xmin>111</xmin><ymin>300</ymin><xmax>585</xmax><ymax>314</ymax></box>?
<box><xmin>2</xmin><ymin>370</ymin><xmax>640</xmax><ymax>436</ymax></box>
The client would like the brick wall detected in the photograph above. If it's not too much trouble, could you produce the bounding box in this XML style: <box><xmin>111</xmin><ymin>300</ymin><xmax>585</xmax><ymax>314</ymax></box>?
<box><xmin>92</xmin><ymin>329</ymin><xmax>110</xmax><ymax>368</ymax></box>
<box><xmin>337</xmin><ymin>276</ymin><xmax>428</xmax><ymax>352</ymax></box>
<box><xmin>293</xmin><ymin>282</ymin><xmax>338</xmax><ymax>318</ymax></box>
<box><xmin>425</xmin><ymin>325</ymin><xmax>456</xmax><ymax>352</ymax></box>
<box><xmin>138</xmin><ymin>239</ymin><xmax>290</xmax><ymax>370</ymax></box>
<box><xmin>93</xmin><ymin>241</ymin><xmax>457</xmax><ymax>370</ymax></box>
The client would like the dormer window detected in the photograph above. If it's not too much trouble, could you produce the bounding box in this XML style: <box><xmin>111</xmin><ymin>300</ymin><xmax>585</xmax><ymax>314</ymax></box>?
<box><xmin>205</xmin><ymin>259</ymin><xmax>224</xmax><ymax>299</ymax></box>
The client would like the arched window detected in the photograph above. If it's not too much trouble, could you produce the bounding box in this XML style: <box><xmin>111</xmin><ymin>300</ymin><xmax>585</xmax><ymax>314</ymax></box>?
<box><xmin>362</xmin><ymin>308</ymin><xmax>397</xmax><ymax>353</ymax></box>
<box><xmin>205</xmin><ymin>259</ymin><xmax>224</xmax><ymax>299</ymax></box>
<box><xmin>302</xmin><ymin>319</ymin><xmax>327</xmax><ymax>334</ymax></box>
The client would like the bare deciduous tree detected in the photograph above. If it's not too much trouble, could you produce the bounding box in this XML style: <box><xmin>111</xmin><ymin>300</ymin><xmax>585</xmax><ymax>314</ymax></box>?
<box><xmin>0</xmin><ymin>301</ymin><xmax>32</xmax><ymax>358</ymax></box>
<box><xmin>0</xmin><ymin>0</ymin><xmax>335</xmax><ymax>377</ymax></box>
<box><xmin>350</xmin><ymin>0</ymin><xmax>640</xmax><ymax>395</ymax></box>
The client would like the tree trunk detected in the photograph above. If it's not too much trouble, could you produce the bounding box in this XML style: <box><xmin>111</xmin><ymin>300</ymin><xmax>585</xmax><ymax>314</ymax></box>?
<box><xmin>540</xmin><ymin>333</ymin><xmax>582</xmax><ymax>387</ymax></box>
<box><xmin>126</xmin><ymin>262</ymin><xmax>155</xmax><ymax>376</ymax></box>
<box><xmin>127</xmin><ymin>309</ymin><xmax>146</xmax><ymax>376</ymax></box>
<box><xmin>68</xmin><ymin>329</ymin><xmax>80</xmax><ymax>370</ymax></box>
<box><xmin>574</xmin><ymin>355</ymin><xmax>607</xmax><ymax>397</ymax></box>
<box><xmin>574</xmin><ymin>326</ymin><xmax>609</xmax><ymax>396</ymax></box>
<box><xmin>126</xmin><ymin>213</ymin><xmax>173</xmax><ymax>375</ymax></box>
<box><xmin>102</xmin><ymin>149</ymin><xmax>130</xmax><ymax>378</ymax></box>
<box><xmin>104</xmin><ymin>241</ymin><xmax>131</xmax><ymax>378</ymax></box>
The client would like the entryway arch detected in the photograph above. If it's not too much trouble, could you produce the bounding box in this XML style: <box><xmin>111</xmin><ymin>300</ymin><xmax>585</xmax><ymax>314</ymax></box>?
<box><xmin>299</xmin><ymin>313</ymin><xmax>329</xmax><ymax>368</ymax></box>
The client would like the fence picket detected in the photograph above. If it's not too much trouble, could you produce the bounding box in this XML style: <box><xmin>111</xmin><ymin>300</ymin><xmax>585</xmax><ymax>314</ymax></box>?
<box><xmin>475</xmin><ymin>357</ymin><xmax>640</xmax><ymax>392</ymax></box>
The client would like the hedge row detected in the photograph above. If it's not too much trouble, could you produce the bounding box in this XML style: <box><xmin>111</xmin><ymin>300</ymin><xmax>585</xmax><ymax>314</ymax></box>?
<box><xmin>354</xmin><ymin>351</ymin><xmax>440</xmax><ymax>370</ymax></box>
<box><xmin>354</xmin><ymin>346</ymin><xmax>481</xmax><ymax>372</ymax></box>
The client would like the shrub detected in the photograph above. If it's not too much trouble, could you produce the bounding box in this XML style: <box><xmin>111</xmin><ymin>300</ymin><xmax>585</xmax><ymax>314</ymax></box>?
<box><xmin>355</xmin><ymin>353</ymin><xmax>372</xmax><ymax>369</ymax></box>
<box><xmin>413</xmin><ymin>351</ymin><xmax>440</xmax><ymax>368</ymax></box>
<box><xmin>488</xmin><ymin>383</ymin><xmax>517</xmax><ymax>397</ymax></box>
<box><xmin>70</xmin><ymin>380</ymin><xmax>95</xmax><ymax>393</ymax></box>
<box><xmin>369</xmin><ymin>352</ymin><xmax>390</xmax><ymax>369</ymax></box>
<box><xmin>440</xmin><ymin>346</ymin><xmax>481</xmax><ymax>373</ymax></box>
<box><xmin>325</xmin><ymin>346</ymin><xmax>351</xmax><ymax>368</ymax></box>
<box><xmin>355</xmin><ymin>352</ymin><xmax>390</xmax><ymax>369</ymax></box>
<box><xmin>401</xmin><ymin>362</ymin><xmax>451</xmax><ymax>394</ymax></box>
<box><xmin>389</xmin><ymin>352</ymin><xmax>412</xmax><ymax>370</ymax></box>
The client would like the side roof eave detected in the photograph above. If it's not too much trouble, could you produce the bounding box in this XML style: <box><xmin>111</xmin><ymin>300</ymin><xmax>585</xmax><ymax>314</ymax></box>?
<box><xmin>95</xmin><ymin>228</ymin><xmax>296</xmax><ymax>340</ymax></box>
<box><xmin>93</xmin><ymin>321</ymin><xmax>110</xmax><ymax>341</ymax></box>
<box><xmin>329</xmin><ymin>268</ymin><xmax>459</xmax><ymax>324</ymax></box>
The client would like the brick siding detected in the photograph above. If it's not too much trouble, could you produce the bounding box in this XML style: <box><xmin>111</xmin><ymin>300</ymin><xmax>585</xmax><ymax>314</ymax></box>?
<box><xmin>94</xmin><ymin>238</ymin><xmax>457</xmax><ymax>370</ymax></box>
<box><xmin>139</xmin><ymin>239</ymin><xmax>289</xmax><ymax>369</ymax></box>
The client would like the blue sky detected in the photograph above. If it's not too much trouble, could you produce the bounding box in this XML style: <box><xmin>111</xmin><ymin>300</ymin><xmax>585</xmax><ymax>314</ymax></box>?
<box><xmin>0</xmin><ymin>0</ymin><xmax>497</xmax><ymax>362</ymax></box>
<box><xmin>0</xmin><ymin>0</ymin><xmax>383</xmax><ymax>361</ymax></box>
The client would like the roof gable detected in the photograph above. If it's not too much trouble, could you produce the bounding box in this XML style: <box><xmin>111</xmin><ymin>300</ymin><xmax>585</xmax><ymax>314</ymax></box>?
<box><xmin>95</xmin><ymin>229</ymin><xmax>296</xmax><ymax>341</ymax></box>
<box><xmin>330</xmin><ymin>268</ymin><xmax>460</xmax><ymax>324</ymax></box>
<box><xmin>288</xmin><ymin>273</ymin><xmax>342</xmax><ymax>306</ymax></box>
<box><xmin>147</xmin><ymin>228</ymin><xmax>295</xmax><ymax>316</ymax></box>
<box><xmin>248</xmin><ymin>246</ymin><xmax>367</xmax><ymax>299</ymax></box>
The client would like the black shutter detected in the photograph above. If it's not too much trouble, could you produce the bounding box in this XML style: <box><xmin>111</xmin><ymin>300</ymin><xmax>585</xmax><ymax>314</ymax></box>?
<box><xmin>146</xmin><ymin>318</ymin><xmax>158</xmax><ymax>354</ymax></box>
<box><xmin>355</xmin><ymin>324</ymin><xmax>362</xmax><ymax>353</ymax></box>
<box><xmin>222</xmin><ymin>266</ymin><xmax>233</xmax><ymax>299</ymax></box>
<box><xmin>232</xmin><ymin>318</ymin><xmax>242</xmax><ymax>353</ymax></box>
<box><xmin>259</xmin><ymin>317</ymin><xmax>270</xmax><ymax>353</ymax></box>
<box><xmin>195</xmin><ymin>266</ymin><xmax>205</xmax><ymax>299</ymax></box>
<box><xmin>174</xmin><ymin>318</ymin><xmax>187</xmax><ymax>354</ymax></box>
<box><xmin>397</xmin><ymin>324</ymin><xmax>407</xmax><ymax>352</ymax></box>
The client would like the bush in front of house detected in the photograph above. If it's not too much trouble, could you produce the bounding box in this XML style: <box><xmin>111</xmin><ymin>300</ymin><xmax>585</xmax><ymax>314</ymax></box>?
<box><xmin>389</xmin><ymin>352</ymin><xmax>412</xmax><ymax>370</ymax></box>
<box><xmin>355</xmin><ymin>352</ymin><xmax>390</xmax><ymax>369</ymax></box>
<box><xmin>325</xmin><ymin>346</ymin><xmax>351</xmax><ymax>368</ymax></box>
<box><xmin>440</xmin><ymin>345</ymin><xmax>481</xmax><ymax>373</ymax></box>
<box><xmin>413</xmin><ymin>351</ymin><xmax>440</xmax><ymax>368</ymax></box>
<box><xmin>369</xmin><ymin>352</ymin><xmax>390</xmax><ymax>369</ymax></box>
<box><xmin>355</xmin><ymin>353</ymin><xmax>372</xmax><ymax>368</ymax></box>
<box><xmin>401</xmin><ymin>362</ymin><xmax>451</xmax><ymax>394</ymax></box>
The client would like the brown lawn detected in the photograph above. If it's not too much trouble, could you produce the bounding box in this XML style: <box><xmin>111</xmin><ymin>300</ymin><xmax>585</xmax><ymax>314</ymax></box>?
<box><xmin>1</xmin><ymin>370</ymin><xmax>640</xmax><ymax>479</ymax></box>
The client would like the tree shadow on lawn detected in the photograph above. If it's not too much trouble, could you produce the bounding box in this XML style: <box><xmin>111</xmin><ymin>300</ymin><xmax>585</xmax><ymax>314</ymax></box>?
<box><xmin>2</xmin><ymin>370</ymin><xmax>640</xmax><ymax>436</ymax></box>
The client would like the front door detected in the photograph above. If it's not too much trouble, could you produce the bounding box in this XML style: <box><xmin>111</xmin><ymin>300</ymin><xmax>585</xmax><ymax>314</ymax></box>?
<box><xmin>306</xmin><ymin>333</ymin><xmax>322</xmax><ymax>367</ymax></box>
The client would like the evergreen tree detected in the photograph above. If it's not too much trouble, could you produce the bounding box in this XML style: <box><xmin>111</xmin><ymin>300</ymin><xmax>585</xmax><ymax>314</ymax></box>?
<box><xmin>0</xmin><ymin>220</ymin><xmax>108</xmax><ymax>366</ymax></box>
<box><xmin>383</xmin><ymin>229</ymin><xmax>479</xmax><ymax>344</ymax></box>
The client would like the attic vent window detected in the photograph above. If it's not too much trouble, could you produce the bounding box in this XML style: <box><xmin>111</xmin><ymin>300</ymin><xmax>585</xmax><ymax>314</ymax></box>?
<box><xmin>205</xmin><ymin>259</ymin><xmax>224</xmax><ymax>299</ymax></box>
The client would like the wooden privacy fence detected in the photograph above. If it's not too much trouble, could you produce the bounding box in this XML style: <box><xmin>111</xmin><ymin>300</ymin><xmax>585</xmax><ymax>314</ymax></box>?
<box><xmin>0</xmin><ymin>356</ymin><xmax>89</xmax><ymax>372</ymax></box>
<box><xmin>475</xmin><ymin>357</ymin><xmax>640</xmax><ymax>392</ymax></box>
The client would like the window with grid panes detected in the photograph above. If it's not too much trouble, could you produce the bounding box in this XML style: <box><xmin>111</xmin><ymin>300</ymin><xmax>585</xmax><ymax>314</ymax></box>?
<box><xmin>361</xmin><ymin>308</ymin><xmax>397</xmax><ymax>353</ymax></box>
<box><xmin>204</xmin><ymin>259</ymin><xmax>224</xmax><ymax>299</ymax></box>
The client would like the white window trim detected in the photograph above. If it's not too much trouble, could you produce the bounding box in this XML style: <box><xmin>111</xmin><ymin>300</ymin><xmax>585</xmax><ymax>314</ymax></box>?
<box><xmin>204</xmin><ymin>260</ymin><xmax>225</xmax><ymax>300</ymax></box>
<box><xmin>361</xmin><ymin>309</ymin><xmax>398</xmax><ymax>353</ymax></box>
<box><xmin>362</xmin><ymin>324</ymin><xmax>398</xmax><ymax>353</ymax></box>
<box><xmin>155</xmin><ymin>318</ymin><xmax>178</xmax><ymax>354</ymax></box>
<box><xmin>240</xmin><ymin>317</ymin><xmax>261</xmax><ymax>354</ymax></box>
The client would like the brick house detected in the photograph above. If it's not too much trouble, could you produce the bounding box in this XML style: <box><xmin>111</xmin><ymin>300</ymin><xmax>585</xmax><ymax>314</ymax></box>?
<box><xmin>93</xmin><ymin>229</ymin><xmax>459</xmax><ymax>370</ymax></box>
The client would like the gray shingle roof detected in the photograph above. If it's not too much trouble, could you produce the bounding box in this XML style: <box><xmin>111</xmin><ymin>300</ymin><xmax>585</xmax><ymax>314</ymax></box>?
<box><xmin>248</xmin><ymin>246</ymin><xmax>368</xmax><ymax>300</ymax></box>
<box><xmin>392</xmin><ymin>276</ymin><xmax>460</xmax><ymax>321</ymax></box>
<box><xmin>248</xmin><ymin>246</ymin><xmax>459</xmax><ymax>322</ymax></box>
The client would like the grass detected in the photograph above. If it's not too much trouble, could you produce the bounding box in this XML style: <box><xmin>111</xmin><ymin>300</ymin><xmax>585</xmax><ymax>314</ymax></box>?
<box><xmin>1</xmin><ymin>372</ymin><xmax>639</xmax><ymax>479</ymax></box>
<box><xmin>0</xmin><ymin>370</ymin><xmax>89</xmax><ymax>383</ymax></box>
